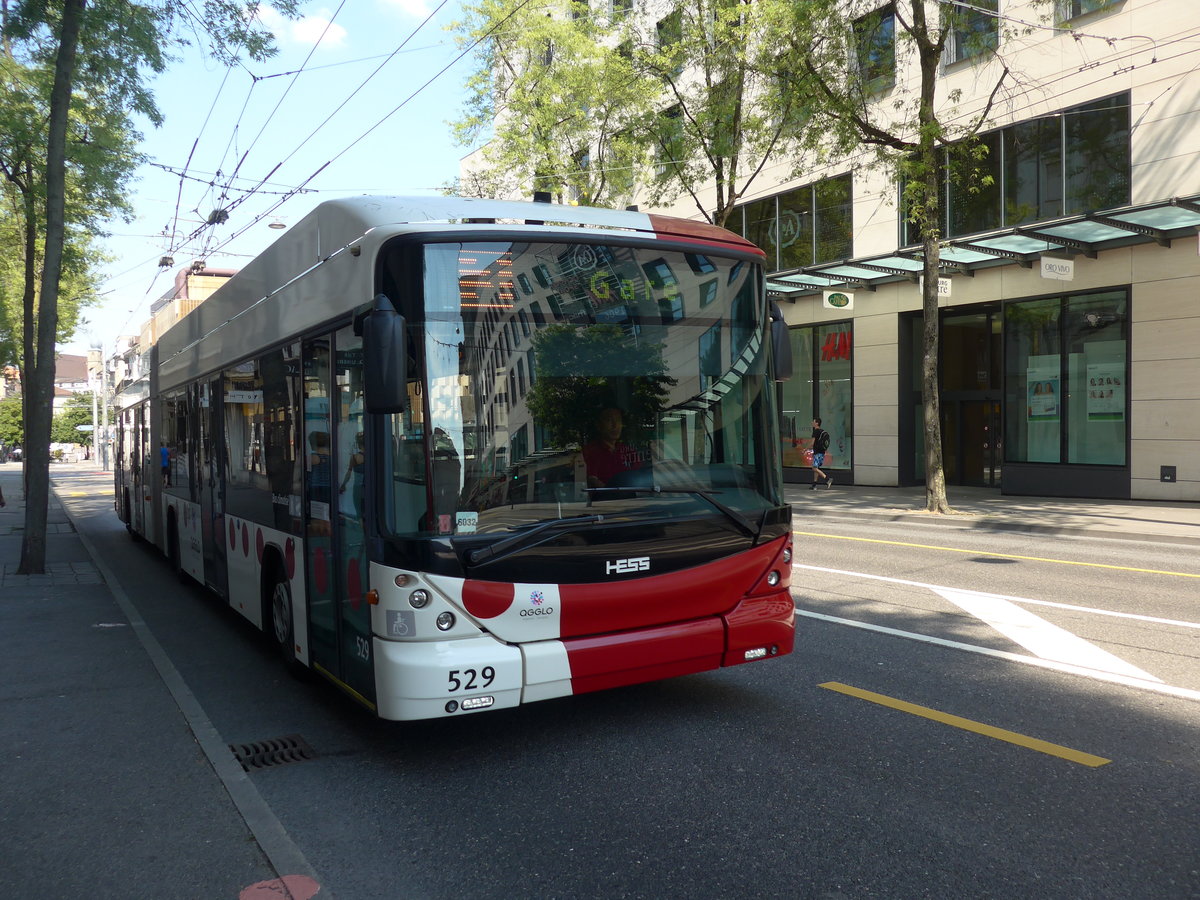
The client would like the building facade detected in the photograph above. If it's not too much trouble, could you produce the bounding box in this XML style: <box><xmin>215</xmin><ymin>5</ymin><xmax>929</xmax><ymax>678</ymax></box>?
<box><xmin>474</xmin><ymin>0</ymin><xmax>1200</xmax><ymax>501</ymax></box>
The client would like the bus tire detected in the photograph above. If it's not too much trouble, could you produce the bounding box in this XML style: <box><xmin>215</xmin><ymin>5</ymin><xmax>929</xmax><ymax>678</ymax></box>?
<box><xmin>264</xmin><ymin>563</ymin><xmax>303</xmax><ymax>677</ymax></box>
<box><xmin>167</xmin><ymin>517</ymin><xmax>186</xmax><ymax>583</ymax></box>
<box><xmin>124</xmin><ymin>491</ymin><xmax>141</xmax><ymax>542</ymax></box>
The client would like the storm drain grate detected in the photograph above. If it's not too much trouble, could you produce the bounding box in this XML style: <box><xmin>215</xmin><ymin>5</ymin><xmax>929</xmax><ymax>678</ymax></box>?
<box><xmin>229</xmin><ymin>734</ymin><xmax>316</xmax><ymax>772</ymax></box>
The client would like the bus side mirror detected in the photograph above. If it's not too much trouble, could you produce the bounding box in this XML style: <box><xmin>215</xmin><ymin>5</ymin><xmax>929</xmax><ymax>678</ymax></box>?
<box><xmin>770</xmin><ymin>302</ymin><xmax>793</xmax><ymax>382</ymax></box>
<box><xmin>363</xmin><ymin>294</ymin><xmax>408</xmax><ymax>413</ymax></box>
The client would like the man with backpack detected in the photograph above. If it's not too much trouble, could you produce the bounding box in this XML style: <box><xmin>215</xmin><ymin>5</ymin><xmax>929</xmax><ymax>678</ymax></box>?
<box><xmin>810</xmin><ymin>417</ymin><xmax>833</xmax><ymax>489</ymax></box>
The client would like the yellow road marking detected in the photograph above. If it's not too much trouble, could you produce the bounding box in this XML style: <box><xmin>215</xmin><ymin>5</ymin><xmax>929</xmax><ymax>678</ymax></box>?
<box><xmin>820</xmin><ymin>682</ymin><xmax>1111</xmax><ymax>767</ymax></box>
<box><xmin>793</xmin><ymin>530</ymin><xmax>1200</xmax><ymax>579</ymax></box>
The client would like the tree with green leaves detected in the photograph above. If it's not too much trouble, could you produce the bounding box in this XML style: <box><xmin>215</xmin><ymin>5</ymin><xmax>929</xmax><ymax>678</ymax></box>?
<box><xmin>451</xmin><ymin>0</ymin><xmax>647</xmax><ymax>206</ymax></box>
<box><xmin>50</xmin><ymin>392</ymin><xmax>92</xmax><ymax>444</ymax></box>
<box><xmin>768</xmin><ymin>0</ymin><xmax>1039</xmax><ymax>513</ymax></box>
<box><xmin>1</xmin><ymin>0</ymin><xmax>298</xmax><ymax>572</ymax></box>
<box><xmin>0</xmin><ymin>396</ymin><xmax>23</xmax><ymax>448</ymax></box>
<box><xmin>451</xmin><ymin>0</ymin><xmax>808</xmax><ymax>225</ymax></box>
<box><xmin>1</xmin><ymin>52</ymin><xmax>130</xmax><ymax>367</ymax></box>
<box><xmin>623</xmin><ymin>0</ymin><xmax>810</xmax><ymax>226</ymax></box>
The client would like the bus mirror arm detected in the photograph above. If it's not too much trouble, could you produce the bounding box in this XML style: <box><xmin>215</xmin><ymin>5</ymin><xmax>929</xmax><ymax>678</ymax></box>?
<box><xmin>770</xmin><ymin>301</ymin><xmax>793</xmax><ymax>382</ymax></box>
<box><xmin>363</xmin><ymin>294</ymin><xmax>408</xmax><ymax>414</ymax></box>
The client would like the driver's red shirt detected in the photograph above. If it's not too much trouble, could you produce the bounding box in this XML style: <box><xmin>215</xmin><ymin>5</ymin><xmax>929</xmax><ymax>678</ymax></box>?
<box><xmin>582</xmin><ymin>441</ymin><xmax>644</xmax><ymax>486</ymax></box>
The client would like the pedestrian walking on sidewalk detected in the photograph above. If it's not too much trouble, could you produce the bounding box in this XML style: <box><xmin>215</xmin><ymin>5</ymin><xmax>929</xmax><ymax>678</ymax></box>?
<box><xmin>0</xmin><ymin>482</ymin><xmax>5</xmax><ymax>506</ymax></box>
<box><xmin>809</xmin><ymin>417</ymin><xmax>833</xmax><ymax>490</ymax></box>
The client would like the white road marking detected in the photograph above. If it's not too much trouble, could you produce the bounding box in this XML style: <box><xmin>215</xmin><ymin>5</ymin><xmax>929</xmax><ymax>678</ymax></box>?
<box><xmin>794</xmin><ymin>564</ymin><xmax>1200</xmax><ymax>630</ymax></box>
<box><xmin>795</xmin><ymin>609</ymin><xmax>1200</xmax><ymax>703</ymax></box>
<box><xmin>792</xmin><ymin>563</ymin><xmax>1197</xmax><ymax>687</ymax></box>
<box><xmin>932</xmin><ymin>587</ymin><xmax>1161</xmax><ymax>682</ymax></box>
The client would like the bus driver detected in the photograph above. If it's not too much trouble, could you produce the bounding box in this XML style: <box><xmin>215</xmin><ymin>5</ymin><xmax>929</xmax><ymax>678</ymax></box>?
<box><xmin>582</xmin><ymin>407</ymin><xmax>644</xmax><ymax>488</ymax></box>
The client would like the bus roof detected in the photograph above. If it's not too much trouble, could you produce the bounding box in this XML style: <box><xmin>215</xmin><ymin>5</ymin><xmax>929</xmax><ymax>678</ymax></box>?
<box><xmin>304</xmin><ymin>195</ymin><xmax>763</xmax><ymax>256</ymax></box>
<box><xmin>154</xmin><ymin>196</ymin><xmax>762</xmax><ymax>388</ymax></box>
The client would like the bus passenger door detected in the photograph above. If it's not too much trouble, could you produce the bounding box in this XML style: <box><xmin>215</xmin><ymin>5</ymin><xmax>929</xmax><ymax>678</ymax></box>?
<box><xmin>333</xmin><ymin>329</ymin><xmax>372</xmax><ymax>702</ymax></box>
<box><xmin>303</xmin><ymin>337</ymin><xmax>338</xmax><ymax>679</ymax></box>
<box><xmin>302</xmin><ymin>330</ymin><xmax>374</xmax><ymax>705</ymax></box>
<box><xmin>198</xmin><ymin>380</ymin><xmax>227</xmax><ymax>595</ymax></box>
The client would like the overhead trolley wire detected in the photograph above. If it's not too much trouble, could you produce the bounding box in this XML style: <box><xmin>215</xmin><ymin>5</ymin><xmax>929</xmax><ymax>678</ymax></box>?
<box><xmin>197</xmin><ymin>0</ymin><xmax>543</xmax><ymax>262</ymax></box>
<box><xmin>148</xmin><ymin>0</ymin><xmax>456</xmax><ymax>272</ymax></box>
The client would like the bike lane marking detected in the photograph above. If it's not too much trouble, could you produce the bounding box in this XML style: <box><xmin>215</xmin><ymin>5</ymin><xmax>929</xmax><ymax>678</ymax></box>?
<box><xmin>792</xmin><ymin>530</ymin><xmax>1200</xmax><ymax>579</ymax></box>
<box><xmin>819</xmin><ymin>682</ymin><xmax>1111</xmax><ymax>768</ymax></box>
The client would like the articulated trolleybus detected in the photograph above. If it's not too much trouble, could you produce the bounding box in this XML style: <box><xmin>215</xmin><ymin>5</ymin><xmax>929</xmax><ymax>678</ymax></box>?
<box><xmin>114</xmin><ymin>196</ymin><xmax>795</xmax><ymax>720</ymax></box>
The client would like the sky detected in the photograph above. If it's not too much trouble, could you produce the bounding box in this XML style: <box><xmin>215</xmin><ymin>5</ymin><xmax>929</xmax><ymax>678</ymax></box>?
<box><xmin>60</xmin><ymin>0</ymin><xmax>481</xmax><ymax>358</ymax></box>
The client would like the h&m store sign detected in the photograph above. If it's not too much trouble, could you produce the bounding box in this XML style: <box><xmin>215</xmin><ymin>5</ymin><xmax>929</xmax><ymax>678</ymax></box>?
<box><xmin>820</xmin><ymin>328</ymin><xmax>852</xmax><ymax>363</ymax></box>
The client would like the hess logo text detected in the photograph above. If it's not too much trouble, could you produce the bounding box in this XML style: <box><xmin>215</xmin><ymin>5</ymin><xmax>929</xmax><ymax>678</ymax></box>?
<box><xmin>606</xmin><ymin>556</ymin><xmax>650</xmax><ymax>575</ymax></box>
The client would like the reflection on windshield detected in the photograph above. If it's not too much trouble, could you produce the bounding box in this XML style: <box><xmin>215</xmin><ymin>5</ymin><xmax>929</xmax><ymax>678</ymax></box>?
<box><xmin>386</xmin><ymin>240</ymin><xmax>781</xmax><ymax>538</ymax></box>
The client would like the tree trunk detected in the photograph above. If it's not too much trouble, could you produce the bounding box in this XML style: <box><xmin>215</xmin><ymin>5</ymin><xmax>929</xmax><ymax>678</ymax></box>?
<box><xmin>18</xmin><ymin>0</ymin><xmax>85</xmax><ymax>575</ymax></box>
<box><xmin>20</xmin><ymin>162</ymin><xmax>37</xmax><ymax>504</ymax></box>
<box><xmin>913</xmin><ymin>2</ymin><xmax>952</xmax><ymax>515</ymax></box>
<box><xmin>920</xmin><ymin>225</ymin><xmax>950</xmax><ymax>514</ymax></box>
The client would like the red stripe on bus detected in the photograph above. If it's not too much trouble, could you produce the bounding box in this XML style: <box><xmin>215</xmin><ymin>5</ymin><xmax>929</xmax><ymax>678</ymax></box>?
<box><xmin>557</xmin><ymin>536</ymin><xmax>786</xmax><ymax>637</ymax></box>
<box><xmin>646</xmin><ymin>214</ymin><xmax>765</xmax><ymax>257</ymax></box>
<box><xmin>565</xmin><ymin>618</ymin><xmax>725</xmax><ymax>694</ymax></box>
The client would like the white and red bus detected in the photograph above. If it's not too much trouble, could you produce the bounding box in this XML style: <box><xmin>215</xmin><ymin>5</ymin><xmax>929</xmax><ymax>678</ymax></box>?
<box><xmin>113</xmin><ymin>195</ymin><xmax>795</xmax><ymax>720</ymax></box>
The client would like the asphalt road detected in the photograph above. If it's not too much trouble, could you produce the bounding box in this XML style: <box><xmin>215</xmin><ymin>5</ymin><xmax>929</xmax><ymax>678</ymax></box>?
<box><xmin>55</xmin><ymin>473</ymin><xmax>1200</xmax><ymax>899</ymax></box>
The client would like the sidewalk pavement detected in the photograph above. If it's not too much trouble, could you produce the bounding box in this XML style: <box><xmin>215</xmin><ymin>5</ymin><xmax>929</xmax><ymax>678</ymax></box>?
<box><xmin>0</xmin><ymin>461</ymin><xmax>321</xmax><ymax>900</ymax></box>
<box><xmin>0</xmin><ymin>460</ymin><xmax>1196</xmax><ymax>895</ymax></box>
<box><xmin>785</xmin><ymin>480</ymin><xmax>1200</xmax><ymax>546</ymax></box>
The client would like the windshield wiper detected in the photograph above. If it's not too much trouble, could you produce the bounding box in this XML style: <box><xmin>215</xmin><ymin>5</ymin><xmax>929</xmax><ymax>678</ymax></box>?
<box><xmin>584</xmin><ymin>486</ymin><xmax>760</xmax><ymax>540</ymax></box>
<box><xmin>461</xmin><ymin>514</ymin><xmax>607</xmax><ymax>567</ymax></box>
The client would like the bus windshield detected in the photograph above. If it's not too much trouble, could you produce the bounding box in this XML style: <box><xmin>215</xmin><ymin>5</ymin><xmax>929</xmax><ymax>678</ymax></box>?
<box><xmin>384</xmin><ymin>240</ymin><xmax>782</xmax><ymax>538</ymax></box>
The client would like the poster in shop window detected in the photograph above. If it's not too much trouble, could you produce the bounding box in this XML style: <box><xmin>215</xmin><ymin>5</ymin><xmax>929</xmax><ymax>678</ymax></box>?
<box><xmin>1026</xmin><ymin>368</ymin><xmax>1060</xmax><ymax>421</ymax></box>
<box><xmin>1086</xmin><ymin>363</ymin><xmax>1124</xmax><ymax>421</ymax></box>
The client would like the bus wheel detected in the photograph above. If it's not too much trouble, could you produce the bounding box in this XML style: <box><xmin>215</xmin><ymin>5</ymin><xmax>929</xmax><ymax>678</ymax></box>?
<box><xmin>265</xmin><ymin>567</ymin><xmax>303</xmax><ymax>676</ymax></box>
<box><xmin>124</xmin><ymin>492</ymin><xmax>141</xmax><ymax>542</ymax></box>
<box><xmin>167</xmin><ymin>519</ymin><xmax>185</xmax><ymax>582</ymax></box>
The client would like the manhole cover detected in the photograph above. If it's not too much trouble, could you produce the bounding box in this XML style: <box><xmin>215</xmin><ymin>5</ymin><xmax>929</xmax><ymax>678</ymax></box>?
<box><xmin>229</xmin><ymin>734</ymin><xmax>316</xmax><ymax>771</ymax></box>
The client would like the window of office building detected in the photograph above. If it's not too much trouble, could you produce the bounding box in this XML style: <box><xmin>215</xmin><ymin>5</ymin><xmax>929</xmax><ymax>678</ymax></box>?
<box><xmin>945</xmin><ymin>0</ymin><xmax>998</xmax><ymax>64</ymax></box>
<box><xmin>903</xmin><ymin>92</ymin><xmax>1130</xmax><ymax>242</ymax></box>
<box><xmin>948</xmin><ymin>131</ymin><xmax>1002</xmax><ymax>236</ymax></box>
<box><xmin>854</xmin><ymin>3</ymin><xmax>896</xmax><ymax>91</ymax></box>
<box><xmin>1064</xmin><ymin>94</ymin><xmax>1130</xmax><ymax>214</ymax></box>
<box><xmin>735</xmin><ymin>174</ymin><xmax>852</xmax><ymax>272</ymax></box>
<box><xmin>780</xmin><ymin>323</ymin><xmax>852</xmax><ymax>473</ymax></box>
<box><xmin>1058</xmin><ymin>0</ymin><xmax>1118</xmax><ymax>22</ymax></box>
<box><xmin>1004</xmin><ymin>289</ymin><xmax>1128</xmax><ymax>467</ymax></box>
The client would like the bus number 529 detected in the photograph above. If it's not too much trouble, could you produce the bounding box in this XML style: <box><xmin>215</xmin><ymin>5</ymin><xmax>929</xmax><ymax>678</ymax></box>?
<box><xmin>448</xmin><ymin>667</ymin><xmax>496</xmax><ymax>692</ymax></box>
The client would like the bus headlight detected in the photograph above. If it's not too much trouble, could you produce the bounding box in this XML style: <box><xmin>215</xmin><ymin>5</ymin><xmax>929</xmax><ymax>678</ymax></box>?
<box><xmin>436</xmin><ymin>611</ymin><xmax>456</xmax><ymax>631</ymax></box>
<box><xmin>766</xmin><ymin>570</ymin><xmax>780</xmax><ymax>586</ymax></box>
<box><xmin>409</xmin><ymin>589</ymin><xmax>430</xmax><ymax>609</ymax></box>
